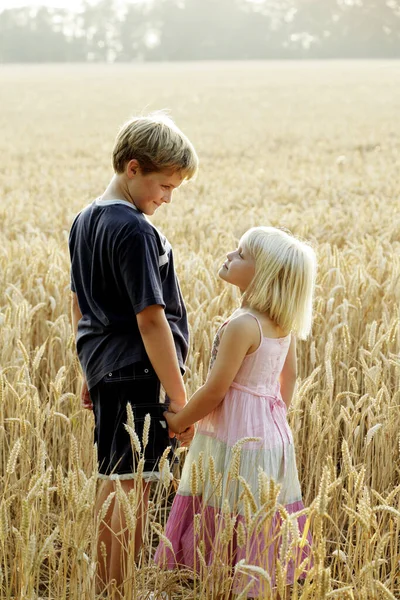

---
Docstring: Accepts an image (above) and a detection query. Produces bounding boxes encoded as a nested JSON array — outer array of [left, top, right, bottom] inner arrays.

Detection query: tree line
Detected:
[[1, 0, 399, 63]]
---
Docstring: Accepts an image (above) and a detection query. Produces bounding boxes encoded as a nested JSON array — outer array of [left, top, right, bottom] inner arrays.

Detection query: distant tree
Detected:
[[235, 0, 296, 58], [81, 0, 119, 61], [116, 2, 153, 61], [0, 0, 400, 62], [0, 7, 72, 62], [146, 0, 239, 60], [337, 0, 400, 57], [288, 0, 400, 57], [145, 0, 288, 60]]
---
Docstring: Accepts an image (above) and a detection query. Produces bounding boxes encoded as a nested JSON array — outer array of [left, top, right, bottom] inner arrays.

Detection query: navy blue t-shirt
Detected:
[[69, 199, 189, 390]]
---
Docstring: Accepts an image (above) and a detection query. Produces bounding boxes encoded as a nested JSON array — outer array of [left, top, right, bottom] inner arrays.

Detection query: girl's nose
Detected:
[[226, 251, 234, 260]]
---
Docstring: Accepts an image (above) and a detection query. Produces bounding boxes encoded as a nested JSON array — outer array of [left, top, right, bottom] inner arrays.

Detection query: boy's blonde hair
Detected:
[[241, 227, 317, 340], [112, 111, 198, 179]]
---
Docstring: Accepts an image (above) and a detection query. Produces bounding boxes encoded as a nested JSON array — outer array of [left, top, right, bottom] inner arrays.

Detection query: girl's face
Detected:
[[218, 243, 255, 292]]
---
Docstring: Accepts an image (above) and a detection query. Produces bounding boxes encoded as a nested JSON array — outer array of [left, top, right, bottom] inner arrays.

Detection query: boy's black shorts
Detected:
[[90, 361, 177, 481]]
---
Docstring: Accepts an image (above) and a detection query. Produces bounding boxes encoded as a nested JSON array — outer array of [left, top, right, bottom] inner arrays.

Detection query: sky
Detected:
[[0, 0, 141, 10], [1, 0, 83, 8], [0, 0, 263, 12]]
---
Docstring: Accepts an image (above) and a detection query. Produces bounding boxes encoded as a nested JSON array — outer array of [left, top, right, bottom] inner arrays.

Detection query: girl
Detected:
[[155, 226, 316, 597]]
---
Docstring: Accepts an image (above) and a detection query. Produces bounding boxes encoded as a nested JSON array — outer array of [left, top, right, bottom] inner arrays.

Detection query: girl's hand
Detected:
[[176, 424, 195, 447]]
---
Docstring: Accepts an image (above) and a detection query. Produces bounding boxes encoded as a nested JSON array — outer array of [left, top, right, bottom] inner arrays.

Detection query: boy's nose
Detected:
[[163, 190, 173, 204]]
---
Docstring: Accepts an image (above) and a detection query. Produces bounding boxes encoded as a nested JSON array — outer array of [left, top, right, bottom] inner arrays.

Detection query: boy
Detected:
[[69, 112, 198, 592]]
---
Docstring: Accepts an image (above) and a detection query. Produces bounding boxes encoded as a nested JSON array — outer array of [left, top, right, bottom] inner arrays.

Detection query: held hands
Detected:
[[165, 403, 194, 447], [81, 378, 93, 410], [164, 410, 182, 434]]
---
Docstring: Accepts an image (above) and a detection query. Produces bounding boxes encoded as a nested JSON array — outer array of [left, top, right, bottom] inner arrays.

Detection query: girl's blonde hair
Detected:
[[241, 227, 317, 340], [112, 111, 199, 180]]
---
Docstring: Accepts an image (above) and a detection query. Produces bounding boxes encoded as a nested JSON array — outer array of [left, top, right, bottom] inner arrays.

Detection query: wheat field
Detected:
[[0, 61, 399, 599]]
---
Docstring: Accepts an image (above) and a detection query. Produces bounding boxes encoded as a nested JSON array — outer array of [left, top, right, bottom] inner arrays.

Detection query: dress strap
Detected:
[[220, 314, 263, 348], [246, 313, 263, 343], [218, 319, 230, 333]]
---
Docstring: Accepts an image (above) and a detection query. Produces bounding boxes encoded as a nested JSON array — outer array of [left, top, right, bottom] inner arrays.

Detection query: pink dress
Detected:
[[155, 315, 312, 596]]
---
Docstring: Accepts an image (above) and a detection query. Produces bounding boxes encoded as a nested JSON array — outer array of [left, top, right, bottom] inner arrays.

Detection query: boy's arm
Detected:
[[136, 304, 186, 410], [118, 230, 192, 442], [279, 335, 297, 408], [164, 315, 255, 432], [71, 291, 81, 338], [71, 292, 92, 410]]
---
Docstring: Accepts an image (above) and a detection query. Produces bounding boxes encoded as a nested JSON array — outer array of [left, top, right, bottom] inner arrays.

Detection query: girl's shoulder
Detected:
[[220, 310, 290, 343], [218, 312, 262, 353], [219, 310, 258, 332]]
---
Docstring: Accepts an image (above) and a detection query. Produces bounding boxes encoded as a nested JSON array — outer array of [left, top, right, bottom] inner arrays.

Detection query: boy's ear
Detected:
[[126, 159, 140, 179]]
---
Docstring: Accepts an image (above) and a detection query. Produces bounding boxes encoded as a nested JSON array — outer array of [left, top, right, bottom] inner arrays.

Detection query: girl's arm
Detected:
[[279, 335, 297, 408], [165, 314, 258, 433]]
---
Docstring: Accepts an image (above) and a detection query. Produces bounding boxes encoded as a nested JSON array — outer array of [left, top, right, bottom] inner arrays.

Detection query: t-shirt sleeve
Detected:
[[118, 231, 165, 314]]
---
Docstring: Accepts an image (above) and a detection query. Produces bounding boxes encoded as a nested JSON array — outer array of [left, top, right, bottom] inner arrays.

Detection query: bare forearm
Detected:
[[70, 295, 92, 406], [173, 384, 223, 431], [279, 376, 296, 409], [139, 316, 186, 406], [71, 296, 81, 340]]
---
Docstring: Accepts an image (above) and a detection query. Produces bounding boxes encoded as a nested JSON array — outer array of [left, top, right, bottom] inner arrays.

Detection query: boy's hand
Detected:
[[168, 399, 187, 414], [166, 398, 186, 439], [81, 379, 93, 410], [163, 411, 194, 446], [164, 410, 183, 434]]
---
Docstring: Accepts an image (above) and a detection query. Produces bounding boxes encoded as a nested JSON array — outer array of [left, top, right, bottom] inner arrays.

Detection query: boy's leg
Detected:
[[108, 479, 151, 588], [91, 362, 173, 589]]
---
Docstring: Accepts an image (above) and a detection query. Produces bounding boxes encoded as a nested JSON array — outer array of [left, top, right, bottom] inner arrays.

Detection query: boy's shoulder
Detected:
[[96, 200, 173, 256], [74, 199, 162, 239], [94, 199, 149, 232], [70, 200, 173, 267]]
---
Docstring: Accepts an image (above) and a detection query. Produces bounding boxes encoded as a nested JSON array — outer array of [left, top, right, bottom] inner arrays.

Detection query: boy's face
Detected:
[[127, 161, 183, 215]]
